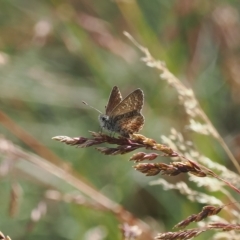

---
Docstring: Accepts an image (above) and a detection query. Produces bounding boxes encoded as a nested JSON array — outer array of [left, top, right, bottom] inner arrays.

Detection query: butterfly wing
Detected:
[[105, 86, 122, 115], [109, 89, 144, 117], [115, 112, 144, 137]]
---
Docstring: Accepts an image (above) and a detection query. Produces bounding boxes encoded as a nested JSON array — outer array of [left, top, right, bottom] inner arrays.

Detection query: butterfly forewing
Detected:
[[105, 86, 122, 115], [109, 89, 144, 117]]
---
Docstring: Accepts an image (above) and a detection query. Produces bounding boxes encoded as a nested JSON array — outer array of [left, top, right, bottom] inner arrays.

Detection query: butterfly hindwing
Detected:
[[114, 112, 144, 137]]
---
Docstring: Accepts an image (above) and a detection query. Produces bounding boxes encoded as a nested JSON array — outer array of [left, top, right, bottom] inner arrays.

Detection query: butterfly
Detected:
[[97, 86, 144, 137]]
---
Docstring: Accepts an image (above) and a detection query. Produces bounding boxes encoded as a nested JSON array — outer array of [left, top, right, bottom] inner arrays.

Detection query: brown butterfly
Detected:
[[83, 86, 144, 137]]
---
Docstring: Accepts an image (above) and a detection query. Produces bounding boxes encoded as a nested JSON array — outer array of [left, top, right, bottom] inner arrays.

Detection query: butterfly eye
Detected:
[[101, 116, 107, 121]]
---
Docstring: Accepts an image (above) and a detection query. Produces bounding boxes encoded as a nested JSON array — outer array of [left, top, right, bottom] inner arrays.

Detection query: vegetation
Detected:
[[1, 1, 240, 239]]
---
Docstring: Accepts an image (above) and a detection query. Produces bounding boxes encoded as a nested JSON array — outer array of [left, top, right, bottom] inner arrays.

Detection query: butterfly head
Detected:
[[98, 114, 110, 129]]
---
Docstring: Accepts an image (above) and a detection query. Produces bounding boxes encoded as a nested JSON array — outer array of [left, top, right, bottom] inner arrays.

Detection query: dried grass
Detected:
[[51, 33, 240, 239], [1, 32, 240, 239]]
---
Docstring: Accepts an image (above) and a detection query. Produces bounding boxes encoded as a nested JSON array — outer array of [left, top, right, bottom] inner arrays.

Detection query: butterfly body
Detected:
[[98, 86, 144, 137]]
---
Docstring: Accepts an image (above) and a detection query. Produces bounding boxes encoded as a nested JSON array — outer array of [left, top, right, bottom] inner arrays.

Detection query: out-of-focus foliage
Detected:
[[1, 0, 240, 239]]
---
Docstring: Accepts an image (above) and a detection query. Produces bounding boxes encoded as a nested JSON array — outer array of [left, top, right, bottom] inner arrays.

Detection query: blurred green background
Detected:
[[1, 0, 240, 239]]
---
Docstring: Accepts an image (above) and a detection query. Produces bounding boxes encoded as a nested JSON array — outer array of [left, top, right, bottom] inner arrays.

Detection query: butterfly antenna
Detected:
[[82, 101, 102, 114]]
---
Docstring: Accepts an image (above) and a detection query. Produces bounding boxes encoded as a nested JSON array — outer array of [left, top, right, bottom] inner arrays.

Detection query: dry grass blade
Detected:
[[130, 152, 159, 162], [134, 161, 207, 177], [9, 182, 22, 218], [155, 228, 206, 240], [52, 132, 177, 156], [45, 190, 107, 211], [0, 232, 11, 240], [209, 223, 240, 231], [52, 132, 141, 149], [52, 136, 90, 146], [52, 132, 240, 195], [156, 222, 240, 239], [174, 205, 223, 229]]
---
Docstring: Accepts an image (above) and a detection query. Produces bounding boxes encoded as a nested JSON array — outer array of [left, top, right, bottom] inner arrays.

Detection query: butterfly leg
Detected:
[[98, 126, 103, 134], [109, 131, 115, 138]]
